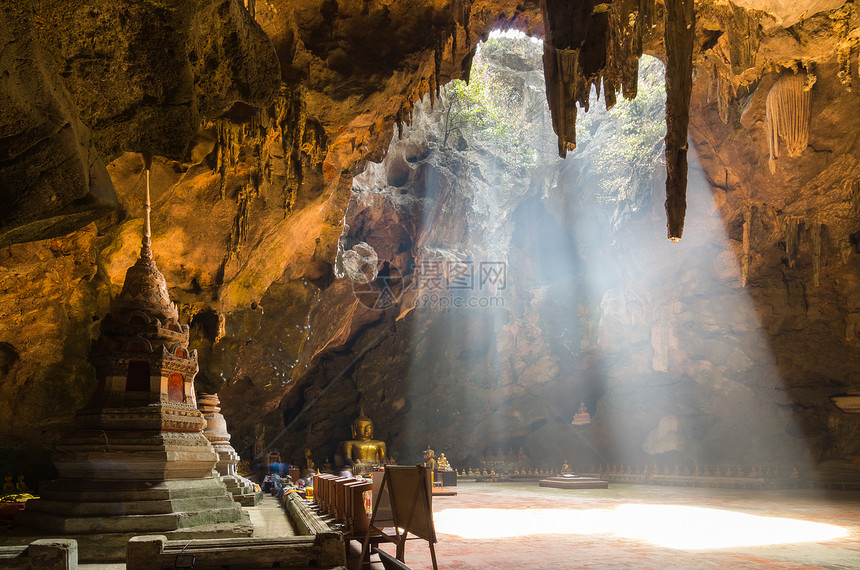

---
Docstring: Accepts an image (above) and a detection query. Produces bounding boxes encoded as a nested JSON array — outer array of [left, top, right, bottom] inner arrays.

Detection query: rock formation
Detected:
[[0, 0, 859, 495]]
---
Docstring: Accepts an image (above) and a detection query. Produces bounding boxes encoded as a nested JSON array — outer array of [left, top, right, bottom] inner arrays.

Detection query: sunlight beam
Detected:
[[433, 505, 848, 549]]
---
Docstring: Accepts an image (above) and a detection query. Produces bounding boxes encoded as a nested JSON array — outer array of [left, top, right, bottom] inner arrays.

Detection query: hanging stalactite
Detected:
[[717, 71, 731, 124], [540, 0, 653, 157], [765, 72, 811, 174], [725, 2, 760, 75], [742, 209, 751, 287], [784, 216, 802, 268], [663, 0, 695, 242], [837, 42, 856, 91], [812, 222, 822, 287]]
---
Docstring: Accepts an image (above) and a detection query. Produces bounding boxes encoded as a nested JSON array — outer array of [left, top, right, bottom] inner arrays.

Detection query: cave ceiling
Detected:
[[1, 0, 860, 472]]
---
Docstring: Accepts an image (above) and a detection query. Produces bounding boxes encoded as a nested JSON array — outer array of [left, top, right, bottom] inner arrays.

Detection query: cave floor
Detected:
[[52, 481, 860, 568], [358, 481, 860, 570]]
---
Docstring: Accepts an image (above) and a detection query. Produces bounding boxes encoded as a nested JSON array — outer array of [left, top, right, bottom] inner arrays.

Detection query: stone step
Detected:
[[16, 509, 182, 534], [175, 506, 247, 529], [40, 477, 230, 502], [17, 504, 245, 534], [22, 494, 239, 516]]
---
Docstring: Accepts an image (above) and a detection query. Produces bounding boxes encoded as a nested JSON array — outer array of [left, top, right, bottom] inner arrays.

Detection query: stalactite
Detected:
[[703, 37, 736, 125], [784, 216, 802, 268], [434, 36, 443, 100], [605, 0, 647, 106], [742, 209, 751, 287], [765, 72, 811, 174], [216, 121, 245, 200], [540, 0, 656, 159], [841, 241, 853, 264], [664, 0, 695, 242], [725, 2, 760, 75], [462, 0, 472, 48], [830, 0, 855, 91], [706, 60, 716, 104], [540, 1, 596, 156], [229, 184, 258, 257], [837, 43, 855, 91], [852, 179, 860, 210], [717, 71, 731, 124], [812, 222, 822, 287], [802, 61, 817, 91]]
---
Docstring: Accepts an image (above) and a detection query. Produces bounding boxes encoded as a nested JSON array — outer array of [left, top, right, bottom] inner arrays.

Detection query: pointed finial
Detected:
[[141, 168, 153, 260], [145, 169, 151, 240]]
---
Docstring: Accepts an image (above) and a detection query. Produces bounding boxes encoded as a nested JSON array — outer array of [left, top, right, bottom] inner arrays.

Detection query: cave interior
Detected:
[[2, 0, 860, 563]]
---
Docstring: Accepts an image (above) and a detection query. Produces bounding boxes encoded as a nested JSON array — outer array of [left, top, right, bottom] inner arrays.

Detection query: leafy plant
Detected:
[[575, 56, 667, 206], [442, 39, 542, 176]]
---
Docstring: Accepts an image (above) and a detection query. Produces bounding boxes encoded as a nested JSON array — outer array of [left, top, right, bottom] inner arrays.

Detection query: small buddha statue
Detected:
[[342, 410, 387, 474], [322, 458, 332, 472], [437, 453, 451, 471], [15, 474, 29, 494], [3, 475, 14, 495], [572, 401, 592, 425], [423, 446, 437, 471], [303, 448, 315, 476]]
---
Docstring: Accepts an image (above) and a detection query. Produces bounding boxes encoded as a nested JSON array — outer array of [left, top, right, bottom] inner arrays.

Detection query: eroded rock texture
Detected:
[[0, 6, 116, 248], [0, 0, 859, 484]]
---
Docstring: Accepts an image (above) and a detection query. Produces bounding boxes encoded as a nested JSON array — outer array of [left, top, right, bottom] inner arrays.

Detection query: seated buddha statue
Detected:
[[437, 453, 452, 471], [342, 411, 387, 474]]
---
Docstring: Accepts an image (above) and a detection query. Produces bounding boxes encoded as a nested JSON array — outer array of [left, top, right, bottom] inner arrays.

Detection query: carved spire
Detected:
[[141, 169, 153, 260], [112, 163, 177, 320]]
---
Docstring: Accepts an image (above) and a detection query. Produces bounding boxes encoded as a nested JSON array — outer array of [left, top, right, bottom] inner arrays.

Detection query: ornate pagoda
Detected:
[[18, 170, 250, 560]]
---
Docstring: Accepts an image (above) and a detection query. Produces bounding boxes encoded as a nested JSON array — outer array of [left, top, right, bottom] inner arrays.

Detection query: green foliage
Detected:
[[575, 56, 667, 205], [442, 40, 540, 176]]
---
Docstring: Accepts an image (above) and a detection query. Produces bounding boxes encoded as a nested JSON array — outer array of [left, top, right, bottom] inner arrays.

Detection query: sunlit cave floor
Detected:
[[17, 483, 860, 568], [361, 481, 860, 570]]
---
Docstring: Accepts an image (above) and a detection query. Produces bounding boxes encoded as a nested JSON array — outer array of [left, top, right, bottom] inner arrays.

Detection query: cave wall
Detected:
[[0, 0, 859, 481], [276, 39, 860, 473]]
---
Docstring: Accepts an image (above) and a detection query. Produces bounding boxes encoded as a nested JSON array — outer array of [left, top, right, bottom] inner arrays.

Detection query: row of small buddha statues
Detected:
[[592, 464, 802, 478], [460, 467, 561, 477], [1, 474, 37, 505]]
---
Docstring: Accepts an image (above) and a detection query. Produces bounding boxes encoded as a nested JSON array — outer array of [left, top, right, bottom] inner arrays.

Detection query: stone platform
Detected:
[[15, 477, 252, 561], [538, 475, 609, 489]]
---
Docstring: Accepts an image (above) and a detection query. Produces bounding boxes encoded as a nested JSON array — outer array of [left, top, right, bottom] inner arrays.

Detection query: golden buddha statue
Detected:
[[423, 446, 436, 470], [303, 448, 315, 476], [437, 453, 451, 471], [342, 411, 387, 474]]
